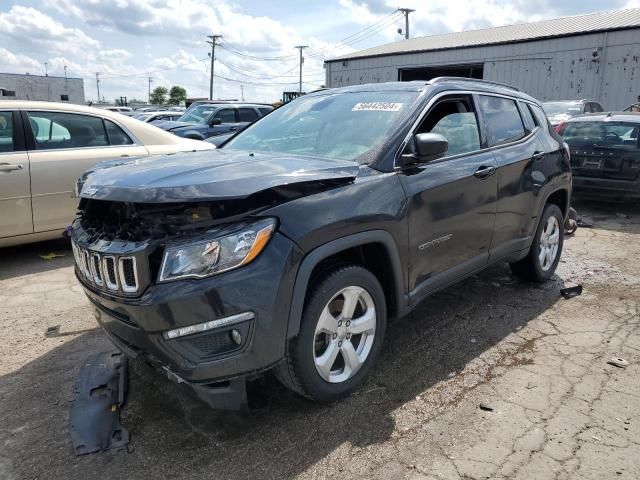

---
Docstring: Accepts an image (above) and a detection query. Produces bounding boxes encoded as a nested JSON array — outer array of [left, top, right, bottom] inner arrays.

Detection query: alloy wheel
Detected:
[[539, 216, 560, 271], [313, 286, 377, 383]]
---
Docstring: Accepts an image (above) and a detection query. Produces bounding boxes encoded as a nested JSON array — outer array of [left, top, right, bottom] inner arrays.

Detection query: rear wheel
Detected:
[[275, 265, 386, 402], [510, 204, 564, 282]]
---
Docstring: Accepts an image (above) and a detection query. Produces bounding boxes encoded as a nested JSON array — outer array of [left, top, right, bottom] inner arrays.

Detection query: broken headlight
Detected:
[[158, 218, 276, 282]]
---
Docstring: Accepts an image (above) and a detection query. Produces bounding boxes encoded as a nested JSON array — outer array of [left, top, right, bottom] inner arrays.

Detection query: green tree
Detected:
[[149, 86, 168, 105], [168, 85, 187, 105]]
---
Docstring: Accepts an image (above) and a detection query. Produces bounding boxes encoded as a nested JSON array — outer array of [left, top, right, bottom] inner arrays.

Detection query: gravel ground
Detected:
[[1, 200, 639, 480]]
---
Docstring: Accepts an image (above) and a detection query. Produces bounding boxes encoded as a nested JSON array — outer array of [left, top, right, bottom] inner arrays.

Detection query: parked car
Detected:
[[160, 102, 273, 140], [71, 78, 571, 410], [0, 101, 214, 247], [559, 112, 640, 200], [133, 111, 183, 124], [542, 100, 604, 128]]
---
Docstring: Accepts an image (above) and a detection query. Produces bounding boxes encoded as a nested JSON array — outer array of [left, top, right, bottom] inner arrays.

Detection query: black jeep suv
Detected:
[[71, 78, 571, 410]]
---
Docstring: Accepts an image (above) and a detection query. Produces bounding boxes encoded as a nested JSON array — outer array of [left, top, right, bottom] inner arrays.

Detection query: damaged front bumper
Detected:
[[77, 232, 303, 410]]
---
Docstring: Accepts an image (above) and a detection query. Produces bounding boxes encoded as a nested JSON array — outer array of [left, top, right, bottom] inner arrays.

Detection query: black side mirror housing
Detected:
[[399, 133, 448, 167], [210, 118, 222, 126]]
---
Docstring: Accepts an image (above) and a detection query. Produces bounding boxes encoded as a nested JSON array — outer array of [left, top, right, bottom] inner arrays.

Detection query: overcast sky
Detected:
[[1, 0, 639, 103]]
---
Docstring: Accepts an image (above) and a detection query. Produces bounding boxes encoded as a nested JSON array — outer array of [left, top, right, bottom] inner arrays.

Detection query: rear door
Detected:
[[478, 95, 550, 258], [25, 110, 147, 232], [0, 110, 32, 238]]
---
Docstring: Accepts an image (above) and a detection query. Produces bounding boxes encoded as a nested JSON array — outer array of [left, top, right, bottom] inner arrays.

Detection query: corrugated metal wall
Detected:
[[0, 74, 85, 104], [325, 29, 640, 110]]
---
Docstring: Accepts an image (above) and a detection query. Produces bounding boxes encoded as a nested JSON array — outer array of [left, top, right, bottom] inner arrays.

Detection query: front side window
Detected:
[[224, 91, 420, 163], [26, 111, 111, 149], [479, 96, 526, 146], [414, 96, 481, 157], [0, 112, 14, 152], [213, 108, 236, 124]]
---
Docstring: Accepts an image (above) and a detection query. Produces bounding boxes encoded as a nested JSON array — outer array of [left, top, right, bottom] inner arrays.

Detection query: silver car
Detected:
[[0, 101, 214, 247]]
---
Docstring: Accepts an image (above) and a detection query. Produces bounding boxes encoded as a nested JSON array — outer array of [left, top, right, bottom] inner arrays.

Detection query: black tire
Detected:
[[275, 264, 387, 402], [510, 203, 564, 282]]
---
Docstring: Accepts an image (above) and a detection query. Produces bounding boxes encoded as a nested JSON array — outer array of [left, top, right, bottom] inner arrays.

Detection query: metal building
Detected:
[[325, 8, 640, 110], [0, 72, 85, 104]]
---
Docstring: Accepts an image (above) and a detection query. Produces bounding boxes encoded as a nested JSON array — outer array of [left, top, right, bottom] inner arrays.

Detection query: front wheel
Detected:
[[275, 265, 387, 402], [510, 203, 564, 282]]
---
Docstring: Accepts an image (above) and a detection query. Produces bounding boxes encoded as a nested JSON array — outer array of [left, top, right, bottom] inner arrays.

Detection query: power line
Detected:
[[99, 58, 208, 79], [215, 58, 300, 79], [218, 43, 297, 61]]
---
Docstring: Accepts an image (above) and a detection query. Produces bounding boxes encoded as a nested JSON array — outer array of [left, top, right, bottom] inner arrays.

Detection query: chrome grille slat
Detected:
[[72, 241, 139, 295]]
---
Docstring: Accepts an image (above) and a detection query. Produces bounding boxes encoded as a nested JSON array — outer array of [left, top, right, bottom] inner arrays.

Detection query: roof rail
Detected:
[[428, 77, 520, 92]]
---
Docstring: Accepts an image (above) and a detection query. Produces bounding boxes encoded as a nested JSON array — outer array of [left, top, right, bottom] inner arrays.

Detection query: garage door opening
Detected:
[[399, 64, 484, 82]]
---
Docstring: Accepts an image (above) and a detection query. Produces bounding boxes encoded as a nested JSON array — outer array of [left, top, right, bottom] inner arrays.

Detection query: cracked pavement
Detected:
[[1, 200, 639, 480]]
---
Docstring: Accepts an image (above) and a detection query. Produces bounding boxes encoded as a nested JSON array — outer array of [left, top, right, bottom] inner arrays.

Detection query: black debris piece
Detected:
[[69, 351, 129, 455], [479, 403, 494, 412], [561, 285, 583, 299], [45, 325, 60, 337]]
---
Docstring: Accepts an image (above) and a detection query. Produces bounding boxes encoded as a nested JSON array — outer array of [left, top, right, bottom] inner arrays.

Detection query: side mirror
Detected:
[[210, 118, 222, 126], [399, 133, 448, 167]]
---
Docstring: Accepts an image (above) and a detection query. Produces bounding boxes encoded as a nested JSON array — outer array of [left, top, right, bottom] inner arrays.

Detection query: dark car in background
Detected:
[[542, 100, 604, 129], [559, 112, 640, 200], [160, 102, 273, 140]]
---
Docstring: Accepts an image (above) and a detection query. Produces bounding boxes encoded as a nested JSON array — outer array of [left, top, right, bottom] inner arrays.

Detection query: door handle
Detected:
[[474, 165, 496, 179], [532, 151, 546, 161], [0, 163, 23, 172]]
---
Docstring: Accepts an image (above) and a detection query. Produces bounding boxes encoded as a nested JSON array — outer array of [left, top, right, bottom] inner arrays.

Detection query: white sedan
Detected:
[[0, 101, 214, 247]]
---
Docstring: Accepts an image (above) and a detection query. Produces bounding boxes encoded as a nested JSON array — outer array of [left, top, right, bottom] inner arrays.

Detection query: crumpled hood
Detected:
[[78, 149, 360, 203]]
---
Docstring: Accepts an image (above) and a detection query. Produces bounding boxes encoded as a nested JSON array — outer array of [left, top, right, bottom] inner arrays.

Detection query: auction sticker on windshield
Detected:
[[352, 102, 403, 112]]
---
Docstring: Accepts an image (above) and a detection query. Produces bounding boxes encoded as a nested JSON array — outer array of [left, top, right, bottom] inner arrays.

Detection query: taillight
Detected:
[[555, 121, 566, 134]]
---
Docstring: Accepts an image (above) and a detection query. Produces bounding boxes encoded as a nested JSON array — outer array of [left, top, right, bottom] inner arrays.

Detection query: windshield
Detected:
[[542, 102, 582, 117], [223, 91, 420, 163], [562, 121, 639, 150], [178, 104, 217, 124]]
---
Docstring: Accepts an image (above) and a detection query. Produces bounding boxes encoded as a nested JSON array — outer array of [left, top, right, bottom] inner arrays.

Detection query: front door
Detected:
[[24, 110, 148, 232], [0, 110, 33, 239], [207, 107, 241, 137], [398, 94, 497, 300]]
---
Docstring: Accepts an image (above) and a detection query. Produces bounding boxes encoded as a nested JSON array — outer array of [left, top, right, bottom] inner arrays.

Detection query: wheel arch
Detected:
[[286, 230, 406, 340]]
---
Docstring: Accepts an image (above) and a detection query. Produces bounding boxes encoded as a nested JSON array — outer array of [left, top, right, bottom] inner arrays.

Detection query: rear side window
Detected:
[[105, 120, 133, 145], [529, 104, 549, 132], [519, 102, 536, 131], [27, 111, 108, 150], [479, 95, 526, 146], [258, 107, 273, 116], [590, 103, 604, 113], [0, 111, 14, 152], [238, 108, 259, 122]]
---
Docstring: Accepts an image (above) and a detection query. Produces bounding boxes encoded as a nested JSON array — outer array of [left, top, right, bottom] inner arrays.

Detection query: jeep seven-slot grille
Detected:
[[72, 242, 140, 295]]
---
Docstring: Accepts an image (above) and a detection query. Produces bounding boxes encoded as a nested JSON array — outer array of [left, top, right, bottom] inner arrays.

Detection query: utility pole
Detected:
[[295, 45, 308, 95], [240, 84, 244, 101], [44, 62, 48, 76], [207, 34, 222, 100], [148, 77, 153, 104], [95, 72, 101, 104], [397, 8, 415, 39]]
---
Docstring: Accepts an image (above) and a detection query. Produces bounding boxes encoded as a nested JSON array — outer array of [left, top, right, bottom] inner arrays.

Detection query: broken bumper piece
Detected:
[[69, 351, 129, 455]]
